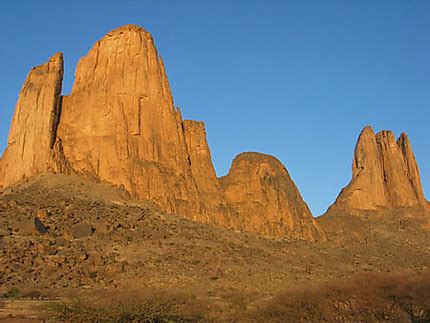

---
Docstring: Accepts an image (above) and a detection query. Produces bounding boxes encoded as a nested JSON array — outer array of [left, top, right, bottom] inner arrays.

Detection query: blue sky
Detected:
[[1, 1, 429, 215]]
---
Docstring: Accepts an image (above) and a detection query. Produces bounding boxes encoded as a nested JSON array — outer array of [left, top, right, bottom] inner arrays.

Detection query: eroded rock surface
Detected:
[[220, 153, 324, 240], [328, 126, 427, 214], [57, 25, 200, 216], [0, 53, 64, 187]]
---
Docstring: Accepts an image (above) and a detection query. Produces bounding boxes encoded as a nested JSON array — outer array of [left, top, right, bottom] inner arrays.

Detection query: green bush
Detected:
[[4, 287, 21, 299]]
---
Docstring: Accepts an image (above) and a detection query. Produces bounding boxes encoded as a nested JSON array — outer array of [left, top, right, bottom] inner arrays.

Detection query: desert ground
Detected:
[[0, 174, 428, 321]]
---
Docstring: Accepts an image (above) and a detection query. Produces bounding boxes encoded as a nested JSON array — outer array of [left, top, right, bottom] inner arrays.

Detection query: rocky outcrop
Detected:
[[0, 52, 64, 188], [328, 126, 427, 213], [219, 153, 324, 240], [0, 24, 323, 241]]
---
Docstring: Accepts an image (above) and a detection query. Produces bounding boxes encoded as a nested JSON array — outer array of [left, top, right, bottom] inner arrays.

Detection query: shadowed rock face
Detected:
[[0, 24, 324, 240], [328, 126, 427, 214], [0, 52, 64, 188], [219, 153, 325, 240]]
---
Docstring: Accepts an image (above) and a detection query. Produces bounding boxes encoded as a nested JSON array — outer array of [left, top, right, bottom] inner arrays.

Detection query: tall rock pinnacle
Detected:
[[0, 52, 64, 187], [57, 24, 200, 215], [0, 24, 323, 240], [328, 126, 427, 213]]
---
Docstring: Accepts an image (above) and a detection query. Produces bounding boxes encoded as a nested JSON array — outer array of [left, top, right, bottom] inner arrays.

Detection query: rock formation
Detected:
[[183, 120, 219, 196], [328, 126, 427, 213], [0, 52, 64, 188], [0, 24, 323, 241], [219, 153, 324, 240], [182, 120, 235, 224], [56, 25, 200, 216]]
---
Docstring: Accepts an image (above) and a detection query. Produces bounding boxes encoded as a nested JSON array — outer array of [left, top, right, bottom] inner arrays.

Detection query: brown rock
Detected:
[[0, 52, 64, 187], [8, 200, 18, 208], [328, 126, 427, 213], [219, 152, 324, 240], [72, 222, 94, 239], [36, 209, 49, 222]]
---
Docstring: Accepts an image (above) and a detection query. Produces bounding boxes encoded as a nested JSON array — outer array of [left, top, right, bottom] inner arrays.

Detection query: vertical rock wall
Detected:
[[0, 53, 64, 187]]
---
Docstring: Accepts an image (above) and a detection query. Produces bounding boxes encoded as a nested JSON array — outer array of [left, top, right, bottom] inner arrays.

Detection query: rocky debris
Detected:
[[0, 53, 64, 188], [219, 152, 325, 241], [1, 173, 428, 299], [328, 126, 427, 214], [0, 178, 152, 288]]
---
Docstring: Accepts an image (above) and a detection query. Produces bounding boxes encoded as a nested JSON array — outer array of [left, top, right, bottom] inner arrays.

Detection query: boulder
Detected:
[[34, 217, 48, 234], [72, 222, 94, 239]]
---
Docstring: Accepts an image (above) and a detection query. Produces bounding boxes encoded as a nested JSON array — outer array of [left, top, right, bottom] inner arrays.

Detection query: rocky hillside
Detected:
[[0, 174, 429, 320]]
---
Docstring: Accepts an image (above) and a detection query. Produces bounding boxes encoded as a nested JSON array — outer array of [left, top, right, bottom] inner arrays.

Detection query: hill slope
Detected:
[[0, 174, 429, 320]]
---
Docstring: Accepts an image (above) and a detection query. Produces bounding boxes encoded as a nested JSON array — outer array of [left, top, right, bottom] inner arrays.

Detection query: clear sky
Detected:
[[1, 1, 429, 215]]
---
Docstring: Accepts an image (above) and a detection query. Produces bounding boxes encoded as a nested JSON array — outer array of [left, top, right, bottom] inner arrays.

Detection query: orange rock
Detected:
[[56, 25, 200, 216], [182, 120, 240, 227], [397, 133, 426, 205], [183, 120, 219, 195], [219, 152, 325, 240], [0, 52, 64, 187], [329, 126, 427, 213]]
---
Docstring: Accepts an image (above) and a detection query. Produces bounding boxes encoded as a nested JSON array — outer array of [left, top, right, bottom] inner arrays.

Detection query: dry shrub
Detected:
[[251, 270, 430, 322], [45, 289, 205, 322]]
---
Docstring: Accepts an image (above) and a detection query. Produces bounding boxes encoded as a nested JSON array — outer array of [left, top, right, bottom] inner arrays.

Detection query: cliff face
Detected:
[[0, 24, 324, 240], [220, 153, 324, 240], [56, 25, 200, 216], [328, 126, 427, 213], [0, 53, 64, 188]]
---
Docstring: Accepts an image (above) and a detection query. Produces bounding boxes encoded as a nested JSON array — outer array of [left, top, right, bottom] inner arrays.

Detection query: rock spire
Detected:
[[328, 126, 427, 213], [0, 52, 64, 187]]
